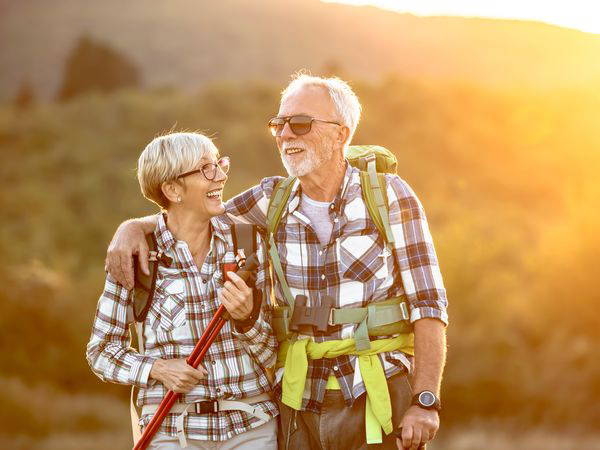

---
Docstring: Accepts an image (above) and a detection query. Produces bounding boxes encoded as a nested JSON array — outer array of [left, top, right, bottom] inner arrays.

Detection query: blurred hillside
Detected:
[[1, 0, 600, 101], [1, 75, 599, 448]]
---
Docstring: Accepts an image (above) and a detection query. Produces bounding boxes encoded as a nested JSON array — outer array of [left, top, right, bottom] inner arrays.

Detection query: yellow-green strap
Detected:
[[278, 334, 414, 435], [365, 388, 383, 443], [268, 233, 295, 308]]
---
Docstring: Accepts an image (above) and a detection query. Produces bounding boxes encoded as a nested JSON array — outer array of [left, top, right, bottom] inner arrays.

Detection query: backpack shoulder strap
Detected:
[[266, 176, 296, 308], [132, 233, 160, 323], [230, 223, 258, 265], [359, 155, 395, 245]]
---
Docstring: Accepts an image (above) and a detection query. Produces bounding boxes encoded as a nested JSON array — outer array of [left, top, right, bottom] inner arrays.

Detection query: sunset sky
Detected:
[[326, 0, 600, 34]]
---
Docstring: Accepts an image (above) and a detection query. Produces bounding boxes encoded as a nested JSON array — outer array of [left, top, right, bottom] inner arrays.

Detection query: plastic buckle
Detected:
[[328, 308, 336, 327]]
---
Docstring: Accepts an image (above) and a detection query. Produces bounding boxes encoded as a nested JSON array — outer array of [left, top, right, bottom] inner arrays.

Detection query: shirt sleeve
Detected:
[[224, 176, 284, 228], [232, 233, 278, 369], [86, 274, 157, 388], [386, 175, 449, 325]]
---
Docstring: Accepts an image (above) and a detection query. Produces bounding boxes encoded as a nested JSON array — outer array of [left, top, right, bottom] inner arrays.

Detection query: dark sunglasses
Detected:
[[268, 115, 341, 137], [177, 156, 230, 181]]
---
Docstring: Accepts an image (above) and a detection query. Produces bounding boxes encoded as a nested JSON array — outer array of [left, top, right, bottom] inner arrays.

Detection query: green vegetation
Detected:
[[1, 78, 598, 446]]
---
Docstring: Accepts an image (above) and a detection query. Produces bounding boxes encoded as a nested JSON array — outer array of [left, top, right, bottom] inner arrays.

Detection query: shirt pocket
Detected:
[[338, 233, 390, 283], [153, 278, 187, 332]]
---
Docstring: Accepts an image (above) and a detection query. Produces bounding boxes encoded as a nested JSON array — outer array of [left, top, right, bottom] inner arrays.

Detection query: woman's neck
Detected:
[[165, 208, 211, 255]]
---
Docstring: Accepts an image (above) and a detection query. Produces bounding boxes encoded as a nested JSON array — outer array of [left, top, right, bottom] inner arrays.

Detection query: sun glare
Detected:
[[325, 0, 600, 34]]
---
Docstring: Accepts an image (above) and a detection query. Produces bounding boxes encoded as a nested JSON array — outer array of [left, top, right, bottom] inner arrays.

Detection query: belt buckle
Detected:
[[196, 401, 219, 414]]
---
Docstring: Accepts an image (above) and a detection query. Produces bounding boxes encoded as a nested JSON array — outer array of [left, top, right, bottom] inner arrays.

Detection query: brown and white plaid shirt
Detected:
[[225, 163, 448, 413], [86, 214, 278, 441]]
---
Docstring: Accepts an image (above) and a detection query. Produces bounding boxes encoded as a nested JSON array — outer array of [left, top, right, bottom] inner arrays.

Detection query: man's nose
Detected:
[[279, 120, 296, 139]]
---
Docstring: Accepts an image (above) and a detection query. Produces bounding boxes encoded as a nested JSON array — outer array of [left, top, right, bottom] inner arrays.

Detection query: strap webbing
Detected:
[[266, 177, 297, 310], [361, 156, 395, 245]]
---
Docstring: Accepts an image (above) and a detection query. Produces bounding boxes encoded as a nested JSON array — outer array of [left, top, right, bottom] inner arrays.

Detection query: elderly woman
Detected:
[[86, 132, 278, 449]]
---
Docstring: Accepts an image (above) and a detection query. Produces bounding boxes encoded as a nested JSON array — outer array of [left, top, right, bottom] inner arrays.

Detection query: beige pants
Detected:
[[147, 419, 277, 449], [277, 373, 416, 450]]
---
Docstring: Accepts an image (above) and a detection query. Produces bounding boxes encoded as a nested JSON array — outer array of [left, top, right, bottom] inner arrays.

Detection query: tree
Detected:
[[57, 35, 141, 101]]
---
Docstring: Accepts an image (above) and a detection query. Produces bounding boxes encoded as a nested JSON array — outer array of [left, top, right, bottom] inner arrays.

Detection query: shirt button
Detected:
[[321, 274, 325, 280], [319, 250, 323, 256], [333, 218, 339, 223], [202, 279, 207, 284], [211, 360, 216, 365], [216, 388, 221, 393], [333, 366, 339, 371]]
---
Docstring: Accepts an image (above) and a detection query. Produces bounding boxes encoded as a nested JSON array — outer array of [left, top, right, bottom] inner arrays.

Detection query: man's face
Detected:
[[275, 86, 342, 177]]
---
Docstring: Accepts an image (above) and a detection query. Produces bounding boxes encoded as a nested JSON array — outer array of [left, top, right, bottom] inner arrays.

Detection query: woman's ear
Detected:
[[161, 180, 182, 204]]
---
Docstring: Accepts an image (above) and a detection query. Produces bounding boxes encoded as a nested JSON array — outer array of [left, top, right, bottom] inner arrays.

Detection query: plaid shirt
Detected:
[[226, 163, 448, 413], [86, 214, 278, 441]]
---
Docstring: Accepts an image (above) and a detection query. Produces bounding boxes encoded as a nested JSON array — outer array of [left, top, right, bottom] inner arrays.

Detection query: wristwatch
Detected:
[[411, 391, 441, 411]]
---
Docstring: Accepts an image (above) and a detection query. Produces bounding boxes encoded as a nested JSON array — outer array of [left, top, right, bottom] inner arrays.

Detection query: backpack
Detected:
[[266, 144, 398, 308]]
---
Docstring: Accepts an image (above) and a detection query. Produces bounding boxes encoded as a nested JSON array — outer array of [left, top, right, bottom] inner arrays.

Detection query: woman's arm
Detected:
[[86, 274, 157, 388]]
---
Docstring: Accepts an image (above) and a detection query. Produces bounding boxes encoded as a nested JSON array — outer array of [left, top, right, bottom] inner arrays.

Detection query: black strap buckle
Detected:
[[194, 401, 219, 414], [289, 295, 335, 333]]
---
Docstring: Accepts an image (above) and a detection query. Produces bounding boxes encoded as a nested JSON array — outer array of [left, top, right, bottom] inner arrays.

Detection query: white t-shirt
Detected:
[[300, 193, 333, 246]]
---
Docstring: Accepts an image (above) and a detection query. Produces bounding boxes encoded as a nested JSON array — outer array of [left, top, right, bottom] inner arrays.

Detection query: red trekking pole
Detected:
[[133, 254, 259, 450]]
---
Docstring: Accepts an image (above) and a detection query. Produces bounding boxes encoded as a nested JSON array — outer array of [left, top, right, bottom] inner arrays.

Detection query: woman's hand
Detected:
[[219, 271, 253, 321], [150, 358, 207, 393]]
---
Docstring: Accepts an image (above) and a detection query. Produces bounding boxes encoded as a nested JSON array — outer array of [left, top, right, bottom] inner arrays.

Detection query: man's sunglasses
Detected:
[[268, 115, 341, 137], [177, 156, 230, 181]]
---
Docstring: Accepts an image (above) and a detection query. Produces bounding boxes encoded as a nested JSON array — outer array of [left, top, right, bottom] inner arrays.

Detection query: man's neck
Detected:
[[298, 157, 347, 202]]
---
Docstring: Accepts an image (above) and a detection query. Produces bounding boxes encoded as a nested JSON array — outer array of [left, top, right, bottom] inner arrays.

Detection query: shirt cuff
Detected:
[[232, 312, 269, 344], [410, 305, 449, 326], [128, 354, 157, 389]]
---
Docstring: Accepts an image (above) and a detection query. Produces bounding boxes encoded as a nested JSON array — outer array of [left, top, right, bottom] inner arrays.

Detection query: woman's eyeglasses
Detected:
[[268, 115, 341, 137], [177, 156, 230, 181]]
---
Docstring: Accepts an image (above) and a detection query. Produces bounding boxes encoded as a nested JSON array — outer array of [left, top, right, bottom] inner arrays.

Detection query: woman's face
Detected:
[[172, 152, 229, 219]]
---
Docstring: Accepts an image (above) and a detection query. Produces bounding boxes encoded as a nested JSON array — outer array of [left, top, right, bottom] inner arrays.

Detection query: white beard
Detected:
[[280, 147, 330, 177]]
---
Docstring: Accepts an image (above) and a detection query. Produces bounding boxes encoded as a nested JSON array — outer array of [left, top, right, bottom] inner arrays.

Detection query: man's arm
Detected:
[[398, 318, 446, 450], [385, 175, 449, 450], [106, 214, 158, 289]]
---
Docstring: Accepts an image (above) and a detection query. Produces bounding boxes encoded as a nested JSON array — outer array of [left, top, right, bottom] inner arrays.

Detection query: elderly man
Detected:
[[107, 74, 448, 450]]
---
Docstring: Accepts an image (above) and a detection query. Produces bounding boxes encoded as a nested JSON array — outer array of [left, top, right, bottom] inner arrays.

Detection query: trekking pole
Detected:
[[133, 254, 259, 450]]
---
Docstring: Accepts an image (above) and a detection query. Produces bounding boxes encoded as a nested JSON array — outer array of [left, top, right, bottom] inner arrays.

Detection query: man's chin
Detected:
[[282, 157, 314, 177]]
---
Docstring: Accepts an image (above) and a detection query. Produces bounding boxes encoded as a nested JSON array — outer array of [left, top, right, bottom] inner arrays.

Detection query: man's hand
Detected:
[[149, 358, 207, 393], [105, 218, 154, 289], [219, 271, 253, 321], [396, 406, 439, 450]]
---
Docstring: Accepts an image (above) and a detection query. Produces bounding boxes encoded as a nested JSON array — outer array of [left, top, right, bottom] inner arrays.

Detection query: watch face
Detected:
[[419, 391, 436, 407]]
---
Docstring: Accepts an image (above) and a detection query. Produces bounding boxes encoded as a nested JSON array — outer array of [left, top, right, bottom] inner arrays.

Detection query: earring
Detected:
[[177, 196, 182, 203]]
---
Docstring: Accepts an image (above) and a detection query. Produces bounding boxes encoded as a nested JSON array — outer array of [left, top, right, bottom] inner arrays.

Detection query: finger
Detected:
[[226, 271, 250, 291], [112, 254, 128, 289], [138, 242, 150, 276], [411, 427, 422, 450], [118, 253, 134, 290], [402, 425, 413, 450]]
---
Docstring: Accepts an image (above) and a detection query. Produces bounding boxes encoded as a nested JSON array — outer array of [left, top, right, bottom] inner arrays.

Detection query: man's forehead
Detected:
[[278, 85, 336, 116]]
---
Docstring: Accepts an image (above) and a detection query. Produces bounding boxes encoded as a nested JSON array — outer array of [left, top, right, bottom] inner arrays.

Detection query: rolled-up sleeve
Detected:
[[224, 176, 284, 227], [232, 234, 277, 368], [386, 175, 448, 325], [86, 274, 157, 388]]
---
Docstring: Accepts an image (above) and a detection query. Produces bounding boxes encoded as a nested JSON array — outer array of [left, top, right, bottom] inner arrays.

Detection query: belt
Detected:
[[141, 392, 272, 448]]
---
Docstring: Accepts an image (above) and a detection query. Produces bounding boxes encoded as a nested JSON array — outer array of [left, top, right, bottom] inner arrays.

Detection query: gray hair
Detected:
[[281, 73, 362, 146], [137, 132, 218, 209]]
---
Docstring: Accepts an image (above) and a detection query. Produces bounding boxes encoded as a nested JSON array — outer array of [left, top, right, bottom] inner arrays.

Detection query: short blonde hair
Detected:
[[137, 132, 218, 209], [281, 73, 362, 146]]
